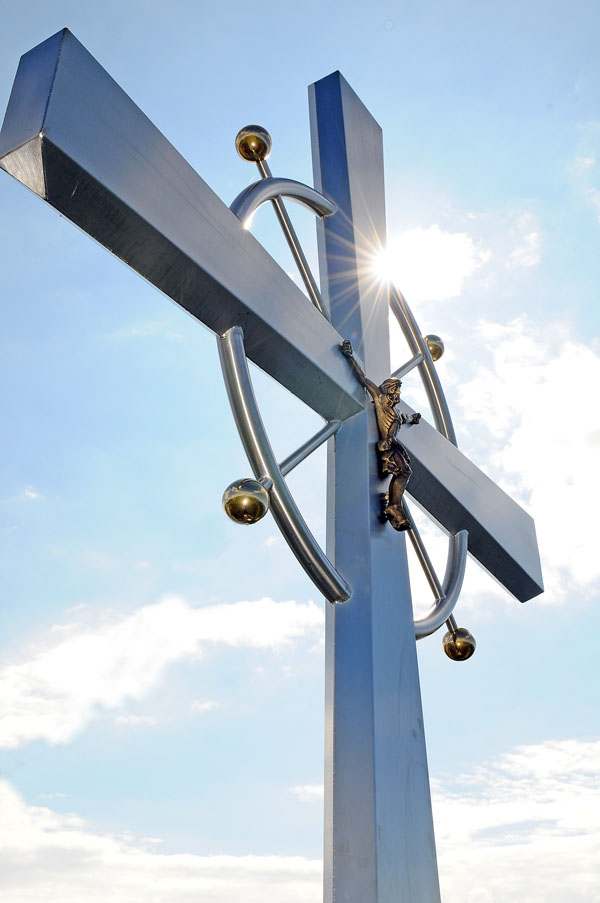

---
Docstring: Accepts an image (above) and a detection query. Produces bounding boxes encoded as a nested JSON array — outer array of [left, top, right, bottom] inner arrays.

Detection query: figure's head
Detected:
[[380, 378, 401, 404]]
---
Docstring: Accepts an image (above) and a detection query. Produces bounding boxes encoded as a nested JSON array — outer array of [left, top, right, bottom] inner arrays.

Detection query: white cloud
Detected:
[[290, 784, 324, 803], [114, 714, 158, 727], [435, 738, 600, 903], [572, 155, 595, 171], [504, 213, 541, 269], [50, 621, 79, 633], [457, 316, 600, 601], [0, 780, 321, 903], [191, 700, 219, 713], [568, 149, 599, 218], [0, 596, 323, 749], [24, 486, 40, 499], [586, 187, 600, 221], [378, 225, 489, 303], [2, 737, 599, 901]]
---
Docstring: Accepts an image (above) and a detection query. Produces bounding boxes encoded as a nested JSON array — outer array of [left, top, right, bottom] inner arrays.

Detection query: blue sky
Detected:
[[0, 2, 599, 901]]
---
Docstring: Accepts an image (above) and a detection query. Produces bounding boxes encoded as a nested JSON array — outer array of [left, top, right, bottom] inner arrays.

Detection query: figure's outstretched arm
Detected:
[[340, 340, 379, 399]]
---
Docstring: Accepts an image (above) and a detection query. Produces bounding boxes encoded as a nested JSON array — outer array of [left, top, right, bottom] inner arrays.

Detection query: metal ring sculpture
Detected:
[[218, 324, 349, 603], [388, 286, 469, 641], [220, 145, 350, 604], [220, 126, 472, 655]]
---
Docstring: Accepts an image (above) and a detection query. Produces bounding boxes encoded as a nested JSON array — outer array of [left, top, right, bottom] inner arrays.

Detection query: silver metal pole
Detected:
[[404, 504, 444, 599], [218, 325, 350, 604], [311, 71, 442, 903], [257, 159, 329, 318], [391, 351, 424, 380], [279, 420, 341, 476]]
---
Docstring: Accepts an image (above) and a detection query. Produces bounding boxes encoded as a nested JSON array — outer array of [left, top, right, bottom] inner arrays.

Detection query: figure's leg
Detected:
[[384, 473, 410, 531], [388, 472, 409, 507]]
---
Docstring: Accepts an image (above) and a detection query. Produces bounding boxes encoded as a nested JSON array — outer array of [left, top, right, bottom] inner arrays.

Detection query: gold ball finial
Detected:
[[235, 125, 272, 162], [424, 334, 445, 362], [442, 626, 476, 661], [222, 478, 270, 524]]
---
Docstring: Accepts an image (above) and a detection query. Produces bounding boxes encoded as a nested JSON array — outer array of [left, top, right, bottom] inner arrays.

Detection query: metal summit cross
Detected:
[[0, 29, 543, 903]]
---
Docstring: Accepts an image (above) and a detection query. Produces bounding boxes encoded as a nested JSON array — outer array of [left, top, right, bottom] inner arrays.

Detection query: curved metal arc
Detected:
[[218, 326, 351, 604], [403, 502, 467, 637], [231, 169, 331, 319], [230, 176, 337, 224], [388, 283, 467, 636], [389, 285, 456, 444], [413, 530, 468, 639]]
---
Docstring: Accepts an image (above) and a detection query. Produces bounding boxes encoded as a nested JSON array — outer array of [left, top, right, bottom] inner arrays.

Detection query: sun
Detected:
[[371, 245, 398, 284], [371, 226, 487, 304]]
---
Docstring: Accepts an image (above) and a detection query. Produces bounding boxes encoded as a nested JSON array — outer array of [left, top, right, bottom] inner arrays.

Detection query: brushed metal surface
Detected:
[[230, 175, 336, 224], [311, 71, 442, 903], [399, 400, 543, 602], [0, 29, 362, 423]]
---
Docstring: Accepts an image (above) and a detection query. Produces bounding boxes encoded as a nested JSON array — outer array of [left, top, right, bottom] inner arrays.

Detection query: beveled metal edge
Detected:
[[217, 325, 351, 604]]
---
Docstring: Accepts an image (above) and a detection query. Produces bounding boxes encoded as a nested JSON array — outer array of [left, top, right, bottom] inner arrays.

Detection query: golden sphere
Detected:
[[442, 627, 476, 661], [222, 478, 270, 524], [424, 334, 445, 362], [235, 125, 272, 162]]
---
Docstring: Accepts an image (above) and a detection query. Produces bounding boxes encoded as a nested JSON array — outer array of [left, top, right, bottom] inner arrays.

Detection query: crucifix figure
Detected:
[[0, 30, 543, 903], [341, 338, 421, 532]]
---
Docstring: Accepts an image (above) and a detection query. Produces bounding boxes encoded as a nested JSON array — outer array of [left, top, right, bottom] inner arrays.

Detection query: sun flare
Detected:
[[370, 225, 488, 303]]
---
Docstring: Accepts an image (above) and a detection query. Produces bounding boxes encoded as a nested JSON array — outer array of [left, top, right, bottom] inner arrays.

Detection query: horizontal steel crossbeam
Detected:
[[399, 402, 543, 601], [0, 28, 362, 423]]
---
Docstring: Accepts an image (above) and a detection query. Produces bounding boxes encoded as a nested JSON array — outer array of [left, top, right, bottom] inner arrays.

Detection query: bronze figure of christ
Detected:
[[341, 339, 421, 531]]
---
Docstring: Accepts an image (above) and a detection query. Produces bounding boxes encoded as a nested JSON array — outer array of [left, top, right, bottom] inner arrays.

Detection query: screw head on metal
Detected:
[[424, 334, 445, 362], [442, 626, 476, 661], [222, 478, 270, 524], [235, 125, 272, 162]]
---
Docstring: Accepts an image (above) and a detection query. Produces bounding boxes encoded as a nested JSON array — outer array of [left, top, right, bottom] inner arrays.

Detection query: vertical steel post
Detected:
[[309, 72, 441, 903]]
